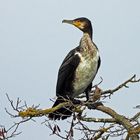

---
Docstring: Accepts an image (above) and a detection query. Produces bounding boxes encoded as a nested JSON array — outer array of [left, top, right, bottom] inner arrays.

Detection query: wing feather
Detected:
[[56, 47, 80, 96]]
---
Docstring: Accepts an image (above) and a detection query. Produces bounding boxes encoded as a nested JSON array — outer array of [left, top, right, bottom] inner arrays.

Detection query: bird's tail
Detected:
[[48, 97, 73, 120]]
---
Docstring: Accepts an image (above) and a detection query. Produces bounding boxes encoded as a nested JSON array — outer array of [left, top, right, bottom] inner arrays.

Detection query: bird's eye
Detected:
[[76, 20, 81, 23]]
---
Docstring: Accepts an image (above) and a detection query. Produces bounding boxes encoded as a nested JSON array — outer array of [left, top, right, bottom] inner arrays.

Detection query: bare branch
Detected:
[[79, 116, 116, 123], [91, 126, 113, 140], [94, 105, 139, 140], [130, 112, 140, 122], [45, 121, 67, 139], [102, 75, 140, 97], [5, 75, 140, 140]]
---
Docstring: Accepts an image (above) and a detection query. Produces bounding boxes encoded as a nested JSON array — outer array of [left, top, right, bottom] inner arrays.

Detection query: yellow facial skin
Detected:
[[62, 19, 86, 30], [73, 20, 86, 29]]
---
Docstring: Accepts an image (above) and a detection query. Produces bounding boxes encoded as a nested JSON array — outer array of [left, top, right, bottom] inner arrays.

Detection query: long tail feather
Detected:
[[48, 97, 73, 120]]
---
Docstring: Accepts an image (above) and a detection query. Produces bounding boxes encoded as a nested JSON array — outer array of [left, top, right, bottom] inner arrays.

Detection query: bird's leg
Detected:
[[65, 95, 81, 105], [85, 83, 92, 101], [86, 92, 89, 101], [71, 98, 81, 104]]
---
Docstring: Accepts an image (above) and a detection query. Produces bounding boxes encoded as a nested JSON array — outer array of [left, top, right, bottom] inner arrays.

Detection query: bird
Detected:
[[48, 17, 101, 120]]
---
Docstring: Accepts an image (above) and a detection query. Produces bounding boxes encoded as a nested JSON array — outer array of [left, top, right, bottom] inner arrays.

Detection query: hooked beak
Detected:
[[62, 19, 83, 30], [62, 19, 74, 25]]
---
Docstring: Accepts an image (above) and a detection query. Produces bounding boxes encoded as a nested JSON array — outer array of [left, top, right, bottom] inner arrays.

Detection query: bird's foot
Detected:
[[87, 102, 103, 109], [72, 99, 82, 105]]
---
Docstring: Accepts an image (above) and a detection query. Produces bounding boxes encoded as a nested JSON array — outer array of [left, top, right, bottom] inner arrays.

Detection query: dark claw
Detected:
[[87, 102, 103, 109]]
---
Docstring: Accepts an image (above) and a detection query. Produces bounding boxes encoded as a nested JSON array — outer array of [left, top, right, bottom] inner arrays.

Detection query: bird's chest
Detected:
[[72, 52, 98, 97]]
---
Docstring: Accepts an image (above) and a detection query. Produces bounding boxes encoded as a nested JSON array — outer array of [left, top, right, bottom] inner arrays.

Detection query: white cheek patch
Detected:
[[79, 25, 84, 29], [77, 22, 85, 30]]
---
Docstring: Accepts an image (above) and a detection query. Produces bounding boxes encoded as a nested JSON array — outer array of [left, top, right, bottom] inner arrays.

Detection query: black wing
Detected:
[[56, 47, 80, 96]]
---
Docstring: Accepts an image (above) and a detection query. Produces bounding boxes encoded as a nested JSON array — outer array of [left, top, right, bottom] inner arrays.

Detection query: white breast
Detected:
[[72, 51, 99, 97]]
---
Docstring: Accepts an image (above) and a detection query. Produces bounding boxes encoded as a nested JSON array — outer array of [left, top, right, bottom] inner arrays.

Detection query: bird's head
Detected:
[[62, 17, 92, 35]]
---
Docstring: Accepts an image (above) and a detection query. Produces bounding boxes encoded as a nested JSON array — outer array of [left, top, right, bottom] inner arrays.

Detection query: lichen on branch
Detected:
[[5, 75, 140, 140], [19, 102, 70, 118]]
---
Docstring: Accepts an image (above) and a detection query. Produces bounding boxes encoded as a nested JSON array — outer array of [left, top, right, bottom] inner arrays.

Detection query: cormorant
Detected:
[[48, 17, 101, 120]]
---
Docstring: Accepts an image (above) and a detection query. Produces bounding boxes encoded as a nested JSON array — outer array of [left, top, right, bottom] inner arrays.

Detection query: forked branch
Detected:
[[5, 75, 140, 140]]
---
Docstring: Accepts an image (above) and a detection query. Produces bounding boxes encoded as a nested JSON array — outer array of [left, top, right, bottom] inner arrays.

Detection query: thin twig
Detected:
[[102, 75, 140, 98]]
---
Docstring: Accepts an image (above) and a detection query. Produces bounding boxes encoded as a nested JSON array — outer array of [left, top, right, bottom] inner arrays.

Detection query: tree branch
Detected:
[[5, 75, 140, 140], [102, 74, 140, 96], [19, 102, 70, 118], [79, 116, 116, 123], [94, 105, 139, 140]]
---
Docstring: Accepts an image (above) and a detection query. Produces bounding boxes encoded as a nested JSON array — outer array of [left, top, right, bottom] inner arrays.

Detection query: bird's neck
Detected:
[[80, 31, 98, 52], [83, 26, 93, 38], [80, 33, 92, 46], [86, 29, 92, 39], [79, 33, 94, 52]]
